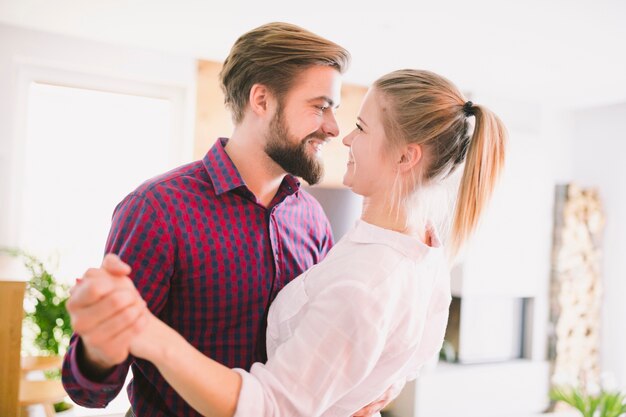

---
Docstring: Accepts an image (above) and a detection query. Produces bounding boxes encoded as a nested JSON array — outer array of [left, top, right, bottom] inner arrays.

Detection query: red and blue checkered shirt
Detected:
[[62, 138, 334, 416]]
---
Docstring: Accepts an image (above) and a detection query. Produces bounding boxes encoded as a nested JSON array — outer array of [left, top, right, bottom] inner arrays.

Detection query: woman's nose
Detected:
[[342, 129, 355, 147]]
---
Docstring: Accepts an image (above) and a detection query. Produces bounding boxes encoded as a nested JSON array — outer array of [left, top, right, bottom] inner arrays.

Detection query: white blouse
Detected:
[[233, 219, 451, 417]]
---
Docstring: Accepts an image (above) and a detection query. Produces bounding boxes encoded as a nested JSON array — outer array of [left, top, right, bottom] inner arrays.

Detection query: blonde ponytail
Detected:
[[449, 105, 507, 257], [373, 69, 507, 257]]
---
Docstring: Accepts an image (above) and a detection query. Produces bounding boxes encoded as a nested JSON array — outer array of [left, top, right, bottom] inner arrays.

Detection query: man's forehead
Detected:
[[289, 66, 342, 96]]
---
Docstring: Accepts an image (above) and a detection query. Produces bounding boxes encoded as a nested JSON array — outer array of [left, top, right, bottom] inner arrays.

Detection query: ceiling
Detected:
[[1, 0, 625, 109]]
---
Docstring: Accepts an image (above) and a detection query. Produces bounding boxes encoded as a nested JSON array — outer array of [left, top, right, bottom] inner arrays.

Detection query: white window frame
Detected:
[[6, 58, 195, 249]]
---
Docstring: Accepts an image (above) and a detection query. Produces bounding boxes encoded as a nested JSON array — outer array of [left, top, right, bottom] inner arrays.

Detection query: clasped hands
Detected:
[[66, 254, 160, 374], [66, 255, 397, 416]]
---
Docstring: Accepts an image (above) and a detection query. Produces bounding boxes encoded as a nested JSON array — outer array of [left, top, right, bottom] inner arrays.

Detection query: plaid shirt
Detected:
[[62, 138, 334, 416]]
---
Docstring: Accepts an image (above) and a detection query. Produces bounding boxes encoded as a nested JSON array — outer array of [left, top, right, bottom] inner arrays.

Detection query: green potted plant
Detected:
[[550, 373, 626, 417], [1, 247, 73, 412]]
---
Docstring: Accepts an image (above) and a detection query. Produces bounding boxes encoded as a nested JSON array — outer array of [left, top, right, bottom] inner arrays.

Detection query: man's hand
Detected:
[[352, 379, 406, 417], [67, 254, 148, 378]]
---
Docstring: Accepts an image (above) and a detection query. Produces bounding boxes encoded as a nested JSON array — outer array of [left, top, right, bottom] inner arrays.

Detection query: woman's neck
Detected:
[[361, 197, 405, 233], [360, 195, 429, 243]]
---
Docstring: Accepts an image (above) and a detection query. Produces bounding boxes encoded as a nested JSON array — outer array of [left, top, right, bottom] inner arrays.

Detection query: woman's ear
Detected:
[[248, 84, 275, 117], [398, 143, 422, 172]]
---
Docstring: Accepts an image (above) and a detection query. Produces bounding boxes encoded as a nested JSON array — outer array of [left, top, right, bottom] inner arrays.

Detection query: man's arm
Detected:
[[62, 256, 147, 406], [69, 260, 147, 373], [62, 193, 175, 407]]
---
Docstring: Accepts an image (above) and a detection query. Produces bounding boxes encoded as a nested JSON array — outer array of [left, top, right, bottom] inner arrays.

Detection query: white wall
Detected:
[[2, 0, 626, 107], [454, 96, 575, 361], [570, 102, 626, 388]]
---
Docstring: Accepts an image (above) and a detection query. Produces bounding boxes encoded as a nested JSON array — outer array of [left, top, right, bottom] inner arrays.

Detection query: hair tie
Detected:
[[463, 101, 474, 117]]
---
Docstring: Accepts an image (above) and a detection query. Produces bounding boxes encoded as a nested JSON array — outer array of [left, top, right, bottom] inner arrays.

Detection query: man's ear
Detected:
[[248, 84, 275, 117], [398, 143, 422, 172]]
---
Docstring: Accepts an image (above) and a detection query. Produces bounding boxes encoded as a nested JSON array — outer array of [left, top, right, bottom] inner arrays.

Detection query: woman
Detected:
[[119, 69, 506, 416]]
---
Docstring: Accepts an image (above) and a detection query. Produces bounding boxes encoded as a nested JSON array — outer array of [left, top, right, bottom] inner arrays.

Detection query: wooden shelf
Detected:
[[21, 356, 63, 372], [19, 379, 66, 406]]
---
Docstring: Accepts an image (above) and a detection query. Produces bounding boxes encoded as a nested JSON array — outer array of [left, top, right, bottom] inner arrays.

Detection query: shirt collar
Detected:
[[280, 175, 301, 197], [202, 138, 301, 198], [348, 219, 443, 261]]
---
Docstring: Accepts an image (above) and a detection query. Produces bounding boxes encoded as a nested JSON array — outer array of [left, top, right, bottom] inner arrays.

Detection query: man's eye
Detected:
[[318, 105, 328, 111]]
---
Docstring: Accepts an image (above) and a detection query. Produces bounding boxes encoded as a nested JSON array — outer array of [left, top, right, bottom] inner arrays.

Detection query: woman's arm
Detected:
[[130, 312, 242, 417], [131, 278, 406, 417]]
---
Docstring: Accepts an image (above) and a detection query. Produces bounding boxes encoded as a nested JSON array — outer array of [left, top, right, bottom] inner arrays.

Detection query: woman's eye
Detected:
[[356, 123, 363, 132]]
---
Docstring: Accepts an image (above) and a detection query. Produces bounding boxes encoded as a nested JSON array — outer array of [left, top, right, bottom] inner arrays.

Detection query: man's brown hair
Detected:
[[219, 22, 350, 124]]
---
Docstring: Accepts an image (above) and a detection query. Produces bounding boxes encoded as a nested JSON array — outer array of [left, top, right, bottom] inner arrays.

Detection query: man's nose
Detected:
[[322, 111, 339, 138]]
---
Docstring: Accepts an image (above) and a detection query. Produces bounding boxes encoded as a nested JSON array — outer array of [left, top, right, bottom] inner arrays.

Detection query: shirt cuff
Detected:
[[69, 337, 128, 395], [233, 367, 265, 417]]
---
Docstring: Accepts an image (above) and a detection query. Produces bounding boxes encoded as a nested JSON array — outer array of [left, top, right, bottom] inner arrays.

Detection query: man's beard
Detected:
[[264, 108, 325, 185]]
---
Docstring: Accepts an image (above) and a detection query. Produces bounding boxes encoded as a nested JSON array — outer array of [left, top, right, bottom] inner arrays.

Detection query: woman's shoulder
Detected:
[[307, 242, 442, 310], [315, 238, 407, 282]]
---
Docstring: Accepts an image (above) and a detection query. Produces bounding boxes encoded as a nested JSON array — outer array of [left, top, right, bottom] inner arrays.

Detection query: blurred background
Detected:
[[0, 1, 625, 416]]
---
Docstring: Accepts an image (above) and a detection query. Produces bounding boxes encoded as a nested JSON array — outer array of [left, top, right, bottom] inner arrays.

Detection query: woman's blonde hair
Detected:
[[373, 69, 507, 257], [219, 22, 350, 124]]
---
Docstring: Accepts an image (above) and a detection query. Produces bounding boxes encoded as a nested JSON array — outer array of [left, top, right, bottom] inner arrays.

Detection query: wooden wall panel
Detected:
[[549, 184, 604, 394], [193, 60, 232, 160], [0, 281, 26, 417]]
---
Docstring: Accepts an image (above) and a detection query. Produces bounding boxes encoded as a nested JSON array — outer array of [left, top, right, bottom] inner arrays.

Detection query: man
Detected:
[[62, 22, 393, 416]]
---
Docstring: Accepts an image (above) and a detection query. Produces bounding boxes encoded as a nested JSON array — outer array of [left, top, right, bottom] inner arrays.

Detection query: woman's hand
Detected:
[[352, 379, 405, 417], [90, 254, 166, 363], [128, 308, 170, 362]]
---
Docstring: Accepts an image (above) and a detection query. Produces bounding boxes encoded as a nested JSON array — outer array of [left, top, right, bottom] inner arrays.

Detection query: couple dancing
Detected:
[[62, 22, 507, 417]]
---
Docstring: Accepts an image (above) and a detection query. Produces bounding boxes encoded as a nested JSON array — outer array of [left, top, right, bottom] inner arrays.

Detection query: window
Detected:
[[18, 82, 178, 284]]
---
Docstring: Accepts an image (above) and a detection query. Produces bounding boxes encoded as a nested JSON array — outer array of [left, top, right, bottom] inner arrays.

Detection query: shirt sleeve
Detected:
[[61, 336, 132, 407], [62, 192, 175, 407], [232, 278, 398, 417], [319, 216, 334, 259]]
